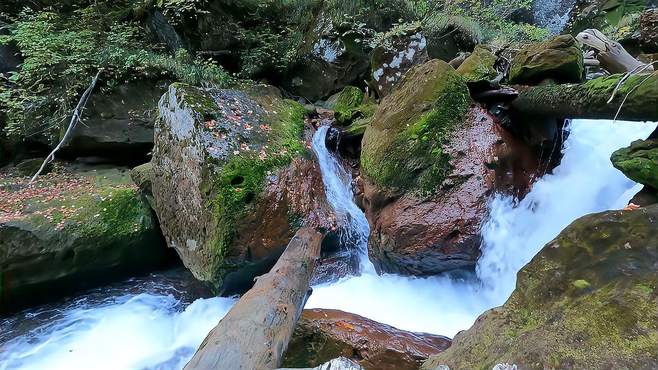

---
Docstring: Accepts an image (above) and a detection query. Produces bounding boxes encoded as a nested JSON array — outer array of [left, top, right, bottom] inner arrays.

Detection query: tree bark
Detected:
[[184, 227, 323, 370], [511, 72, 658, 122]]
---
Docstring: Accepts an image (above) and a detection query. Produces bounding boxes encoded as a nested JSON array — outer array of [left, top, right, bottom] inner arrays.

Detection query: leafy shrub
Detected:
[[0, 4, 233, 142]]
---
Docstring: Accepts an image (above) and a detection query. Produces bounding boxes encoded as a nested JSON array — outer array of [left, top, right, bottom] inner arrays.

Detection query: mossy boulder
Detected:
[[151, 83, 333, 293], [0, 165, 167, 313], [326, 86, 366, 125], [361, 59, 469, 194], [423, 205, 658, 370], [611, 138, 658, 189], [456, 45, 498, 82], [508, 35, 584, 84]]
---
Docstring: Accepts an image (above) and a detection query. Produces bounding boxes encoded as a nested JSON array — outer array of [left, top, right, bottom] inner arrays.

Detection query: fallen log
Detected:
[[576, 29, 654, 74], [511, 72, 658, 122], [184, 227, 323, 370]]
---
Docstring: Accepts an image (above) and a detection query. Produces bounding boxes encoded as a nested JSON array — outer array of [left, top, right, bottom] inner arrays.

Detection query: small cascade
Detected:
[[306, 119, 656, 336], [533, 0, 577, 34], [311, 125, 371, 267]]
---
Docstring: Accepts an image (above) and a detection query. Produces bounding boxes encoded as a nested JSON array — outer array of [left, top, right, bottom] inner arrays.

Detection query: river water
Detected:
[[1, 119, 655, 370]]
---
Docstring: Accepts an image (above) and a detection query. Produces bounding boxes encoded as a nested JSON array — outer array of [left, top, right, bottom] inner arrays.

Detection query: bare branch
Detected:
[[29, 70, 101, 184]]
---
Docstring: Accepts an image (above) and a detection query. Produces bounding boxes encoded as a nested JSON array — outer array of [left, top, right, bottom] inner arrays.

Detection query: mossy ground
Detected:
[[361, 59, 469, 195], [0, 165, 152, 242]]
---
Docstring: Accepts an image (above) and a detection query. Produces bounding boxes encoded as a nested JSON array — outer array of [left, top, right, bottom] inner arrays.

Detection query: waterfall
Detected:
[[1, 119, 655, 370], [311, 126, 371, 266], [306, 119, 656, 336], [533, 0, 577, 34]]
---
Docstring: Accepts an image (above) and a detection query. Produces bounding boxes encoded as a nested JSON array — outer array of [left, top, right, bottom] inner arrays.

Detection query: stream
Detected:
[[1, 119, 656, 370]]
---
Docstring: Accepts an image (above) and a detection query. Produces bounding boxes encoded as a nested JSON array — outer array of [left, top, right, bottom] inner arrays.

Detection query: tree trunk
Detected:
[[184, 228, 323, 370], [511, 72, 658, 122]]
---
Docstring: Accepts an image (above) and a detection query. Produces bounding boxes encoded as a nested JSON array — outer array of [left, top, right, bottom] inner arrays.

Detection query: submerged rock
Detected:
[[423, 205, 658, 370], [361, 60, 539, 275], [508, 35, 584, 84], [151, 83, 333, 293], [0, 165, 167, 313], [283, 309, 451, 370], [611, 138, 658, 189]]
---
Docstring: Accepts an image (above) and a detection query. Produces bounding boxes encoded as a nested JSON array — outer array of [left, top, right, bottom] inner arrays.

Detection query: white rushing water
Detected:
[[306, 119, 656, 336], [1, 119, 655, 370], [0, 276, 236, 370]]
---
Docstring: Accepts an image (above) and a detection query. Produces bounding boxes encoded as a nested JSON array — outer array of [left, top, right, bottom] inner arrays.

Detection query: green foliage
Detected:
[[0, 3, 233, 142]]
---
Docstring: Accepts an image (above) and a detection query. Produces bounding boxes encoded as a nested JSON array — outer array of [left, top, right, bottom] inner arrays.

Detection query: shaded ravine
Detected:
[[0, 119, 655, 370]]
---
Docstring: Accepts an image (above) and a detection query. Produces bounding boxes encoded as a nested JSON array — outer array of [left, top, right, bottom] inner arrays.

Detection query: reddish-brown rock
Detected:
[[365, 106, 539, 275], [283, 309, 451, 370]]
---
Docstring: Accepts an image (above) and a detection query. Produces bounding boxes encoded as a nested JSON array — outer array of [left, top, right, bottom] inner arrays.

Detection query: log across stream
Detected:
[[0, 119, 656, 370]]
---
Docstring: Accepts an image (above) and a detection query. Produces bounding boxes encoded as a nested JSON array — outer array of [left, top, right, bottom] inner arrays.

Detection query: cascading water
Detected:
[[0, 272, 236, 370], [311, 126, 370, 262], [1, 119, 655, 370], [532, 0, 577, 34], [306, 119, 657, 335]]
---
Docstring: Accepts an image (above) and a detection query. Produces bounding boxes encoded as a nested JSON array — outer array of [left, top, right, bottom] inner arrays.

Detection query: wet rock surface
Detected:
[[284, 309, 451, 370], [423, 205, 658, 370], [366, 107, 538, 275]]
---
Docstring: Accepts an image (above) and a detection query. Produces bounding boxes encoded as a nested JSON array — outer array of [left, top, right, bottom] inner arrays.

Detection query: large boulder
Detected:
[[62, 79, 168, 161], [283, 309, 451, 370], [508, 35, 584, 84], [611, 138, 658, 189], [0, 165, 167, 313], [370, 29, 429, 97], [361, 60, 540, 275], [151, 83, 334, 293], [423, 205, 658, 369]]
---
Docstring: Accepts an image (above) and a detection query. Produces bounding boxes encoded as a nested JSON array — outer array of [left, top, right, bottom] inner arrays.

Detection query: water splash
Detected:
[[0, 274, 236, 370], [306, 119, 656, 336]]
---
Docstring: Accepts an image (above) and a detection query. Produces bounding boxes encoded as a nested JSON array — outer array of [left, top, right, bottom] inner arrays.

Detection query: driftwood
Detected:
[[511, 72, 658, 122], [29, 70, 101, 184], [576, 29, 654, 74], [184, 227, 323, 370]]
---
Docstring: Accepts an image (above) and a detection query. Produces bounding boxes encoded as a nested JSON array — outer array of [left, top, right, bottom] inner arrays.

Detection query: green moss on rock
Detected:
[[611, 138, 658, 189], [509, 35, 584, 85], [457, 45, 498, 82], [0, 167, 165, 313], [423, 205, 658, 370], [361, 59, 469, 194], [152, 83, 308, 289]]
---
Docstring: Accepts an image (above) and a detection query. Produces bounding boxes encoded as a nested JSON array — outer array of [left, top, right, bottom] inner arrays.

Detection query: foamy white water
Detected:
[[306, 119, 656, 336], [1, 119, 654, 370], [0, 278, 236, 370]]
